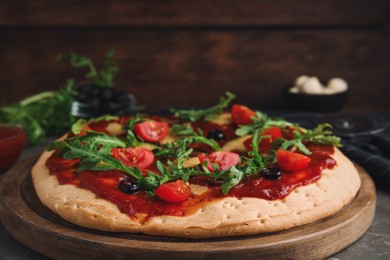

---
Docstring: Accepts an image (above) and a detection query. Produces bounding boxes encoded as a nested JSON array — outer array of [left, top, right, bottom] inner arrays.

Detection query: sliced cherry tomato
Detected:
[[262, 126, 282, 141], [244, 126, 282, 152], [134, 120, 169, 142], [198, 151, 240, 172], [155, 180, 191, 203], [231, 104, 257, 125], [79, 125, 92, 136], [46, 156, 80, 171], [111, 147, 154, 169], [276, 149, 311, 171]]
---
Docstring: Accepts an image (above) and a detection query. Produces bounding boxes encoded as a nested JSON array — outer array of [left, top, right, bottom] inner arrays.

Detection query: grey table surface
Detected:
[[1, 144, 389, 260]]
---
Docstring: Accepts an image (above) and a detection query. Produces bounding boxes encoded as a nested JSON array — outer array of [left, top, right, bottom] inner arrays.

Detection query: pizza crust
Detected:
[[32, 148, 360, 238]]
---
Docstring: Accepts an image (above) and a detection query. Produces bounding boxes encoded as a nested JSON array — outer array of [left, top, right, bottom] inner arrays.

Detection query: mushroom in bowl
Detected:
[[283, 75, 349, 112]]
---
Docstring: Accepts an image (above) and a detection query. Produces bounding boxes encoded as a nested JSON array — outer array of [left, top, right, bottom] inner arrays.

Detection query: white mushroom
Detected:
[[327, 78, 348, 93], [301, 77, 324, 94], [322, 87, 336, 95], [289, 86, 300, 93], [294, 75, 309, 90]]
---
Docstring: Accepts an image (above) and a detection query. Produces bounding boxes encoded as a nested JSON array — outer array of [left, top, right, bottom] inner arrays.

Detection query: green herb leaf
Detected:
[[0, 79, 77, 144], [170, 92, 236, 122], [302, 123, 342, 147], [221, 167, 244, 195], [154, 135, 221, 158], [248, 128, 265, 168], [123, 114, 146, 147], [98, 50, 119, 87], [235, 112, 293, 137], [170, 124, 195, 136]]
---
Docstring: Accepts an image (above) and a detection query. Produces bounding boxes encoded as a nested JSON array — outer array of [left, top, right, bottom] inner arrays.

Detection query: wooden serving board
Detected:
[[0, 154, 376, 260]]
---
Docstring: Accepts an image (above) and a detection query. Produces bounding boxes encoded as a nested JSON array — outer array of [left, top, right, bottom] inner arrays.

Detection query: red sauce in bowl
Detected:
[[0, 125, 26, 171]]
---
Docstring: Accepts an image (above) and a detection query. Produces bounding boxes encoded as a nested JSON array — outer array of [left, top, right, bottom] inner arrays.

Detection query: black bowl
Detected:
[[71, 94, 136, 119], [282, 87, 348, 112]]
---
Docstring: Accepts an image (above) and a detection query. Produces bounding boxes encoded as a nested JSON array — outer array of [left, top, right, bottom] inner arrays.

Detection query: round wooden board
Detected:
[[0, 154, 376, 260]]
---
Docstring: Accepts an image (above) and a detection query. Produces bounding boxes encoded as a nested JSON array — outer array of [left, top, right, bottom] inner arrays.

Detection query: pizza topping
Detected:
[[206, 129, 225, 141], [134, 120, 169, 142], [46, 156, 80, 171], [155, 180, 191, 203], [260, 167, 282, 180], [198, 151, 240, 172], [192, 121, 237, 147], [262, 126, 283, 141], [244, 126, 282, 152], [111, 147, 155, 169], [231, 104, 257, 125], [118, 178, 142, 194], [276, 149, 311, 171], [170, 92, 235, 122]]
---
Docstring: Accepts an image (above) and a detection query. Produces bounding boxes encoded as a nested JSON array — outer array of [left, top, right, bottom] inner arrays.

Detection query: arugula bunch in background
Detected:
[[0, 80, 76, 144], [58, 50, 118, 88], [0, 51, 118, 145]]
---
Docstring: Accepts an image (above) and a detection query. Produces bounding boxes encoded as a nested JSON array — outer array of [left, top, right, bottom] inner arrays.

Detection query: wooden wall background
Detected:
[[0, 0, 389, 113]]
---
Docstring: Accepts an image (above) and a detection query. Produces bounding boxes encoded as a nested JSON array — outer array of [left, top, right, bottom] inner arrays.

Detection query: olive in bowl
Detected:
[[282, 76, 349, 112], [71, 85, 136, 118]]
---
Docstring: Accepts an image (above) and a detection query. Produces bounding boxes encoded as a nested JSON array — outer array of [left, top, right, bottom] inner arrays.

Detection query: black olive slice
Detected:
[[206, 129, 225, 141], [118, 178, 141, 194], [260, 167, 282, 180]]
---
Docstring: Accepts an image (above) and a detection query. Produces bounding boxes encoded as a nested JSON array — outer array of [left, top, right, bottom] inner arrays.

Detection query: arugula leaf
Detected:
[[154, 135, 220, 158], [170, 124, 195, 136], [98, 50, 119, 87], [302, 123, 342, 147], [221, 166, 244, 195], [278, 136, 312, 155], [138, 172, 162, 191], [248, 128, 265, 168], [235, 111, 293, 137], [123, 114, 146, 147], [276, 123, 341, 155], [170, 92, 236, 122]]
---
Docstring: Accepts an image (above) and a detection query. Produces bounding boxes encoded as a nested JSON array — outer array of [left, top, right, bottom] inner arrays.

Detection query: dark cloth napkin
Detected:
[[341, 142, 390, 185]]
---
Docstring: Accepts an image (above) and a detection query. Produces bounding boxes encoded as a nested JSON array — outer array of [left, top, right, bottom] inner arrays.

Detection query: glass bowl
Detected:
[[0, 124, 26, 171]]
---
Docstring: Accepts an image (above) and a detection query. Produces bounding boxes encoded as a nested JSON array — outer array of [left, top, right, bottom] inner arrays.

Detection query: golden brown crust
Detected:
[[32, 148, 360, 238]]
